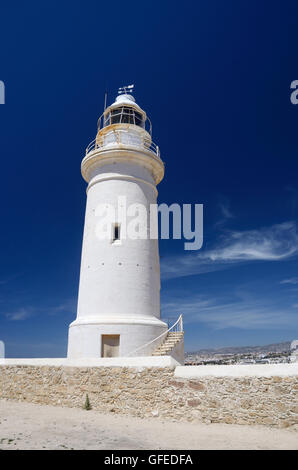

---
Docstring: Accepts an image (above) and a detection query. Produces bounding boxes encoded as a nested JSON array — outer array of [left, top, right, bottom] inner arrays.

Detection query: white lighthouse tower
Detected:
[[67, 87, 183, 360]]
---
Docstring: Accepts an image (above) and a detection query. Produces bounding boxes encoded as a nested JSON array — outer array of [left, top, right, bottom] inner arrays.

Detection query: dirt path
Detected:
[[0, 399, 297, 450]]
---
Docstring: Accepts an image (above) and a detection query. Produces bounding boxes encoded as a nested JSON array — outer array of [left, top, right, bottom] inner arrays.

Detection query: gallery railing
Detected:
[[85, 129, 160, 158]]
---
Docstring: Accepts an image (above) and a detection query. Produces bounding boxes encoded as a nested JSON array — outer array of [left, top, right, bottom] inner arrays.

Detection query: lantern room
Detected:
[[86, 88, 159, 159], [96, 92, 152, 136]]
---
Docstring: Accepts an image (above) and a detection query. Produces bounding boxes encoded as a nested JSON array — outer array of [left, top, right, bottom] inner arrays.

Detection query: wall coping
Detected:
[[0, 356, 180, 368], [175, 363, 298, 378], [1, 360, 298, 377]]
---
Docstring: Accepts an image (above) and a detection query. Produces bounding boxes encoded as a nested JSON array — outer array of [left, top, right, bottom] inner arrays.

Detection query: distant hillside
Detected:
[[188, 341, 291, 355]]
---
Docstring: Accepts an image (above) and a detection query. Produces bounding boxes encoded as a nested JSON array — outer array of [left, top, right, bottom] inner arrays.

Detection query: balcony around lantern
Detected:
[[85, 129, 160, 158], [85, 106, 160, 159]]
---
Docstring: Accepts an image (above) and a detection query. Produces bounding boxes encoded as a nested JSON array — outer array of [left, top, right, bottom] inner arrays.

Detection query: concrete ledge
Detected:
[[175, 363, 298, 378], [0, 356, 180, 368], [2, 359, 297, 376]]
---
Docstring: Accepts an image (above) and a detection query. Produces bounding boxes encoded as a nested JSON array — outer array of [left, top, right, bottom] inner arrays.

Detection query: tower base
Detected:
[[67, 316, 168, 358]]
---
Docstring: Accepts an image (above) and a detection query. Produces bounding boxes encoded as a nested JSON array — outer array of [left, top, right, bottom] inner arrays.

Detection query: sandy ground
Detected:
[[0, 399, 297, 450]]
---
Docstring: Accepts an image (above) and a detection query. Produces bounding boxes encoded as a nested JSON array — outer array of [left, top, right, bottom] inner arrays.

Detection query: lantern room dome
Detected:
[[111, 93, 138, 107]]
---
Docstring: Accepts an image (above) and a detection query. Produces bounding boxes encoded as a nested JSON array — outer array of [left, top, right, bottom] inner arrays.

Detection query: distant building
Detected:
[[290, 340, 298, 362]]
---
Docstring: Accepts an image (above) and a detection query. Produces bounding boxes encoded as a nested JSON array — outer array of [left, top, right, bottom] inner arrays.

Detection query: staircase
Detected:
[[126, 314, 183, 358], [152, 331, 184, 356]]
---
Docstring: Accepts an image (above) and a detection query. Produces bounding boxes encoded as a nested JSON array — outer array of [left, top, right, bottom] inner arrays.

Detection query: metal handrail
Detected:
[[126, 314, 183, 357], [85, 129, 160, 158]]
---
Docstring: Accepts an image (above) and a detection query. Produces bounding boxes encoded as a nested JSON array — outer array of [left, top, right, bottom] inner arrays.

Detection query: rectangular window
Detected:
[[112, 223, 121, 243]]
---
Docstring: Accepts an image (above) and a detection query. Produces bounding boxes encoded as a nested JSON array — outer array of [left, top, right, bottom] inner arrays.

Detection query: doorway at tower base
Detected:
[[67, 316, 169, 359]]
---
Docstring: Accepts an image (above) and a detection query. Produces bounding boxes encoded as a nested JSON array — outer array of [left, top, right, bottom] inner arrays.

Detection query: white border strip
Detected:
[[0, 356, 179, 368], [175, 364, 298, 378]]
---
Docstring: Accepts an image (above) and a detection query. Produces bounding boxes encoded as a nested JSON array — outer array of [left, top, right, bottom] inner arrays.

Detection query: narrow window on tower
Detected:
[[112, 223, 121, 244]]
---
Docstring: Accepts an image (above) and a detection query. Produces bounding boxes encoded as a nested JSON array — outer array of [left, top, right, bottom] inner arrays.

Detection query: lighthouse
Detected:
[[67, 86, 179, 359]]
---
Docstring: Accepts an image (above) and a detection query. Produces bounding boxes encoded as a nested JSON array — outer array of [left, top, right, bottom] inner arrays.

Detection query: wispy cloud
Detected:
[[47, 298, 76, 316], [280, 277, 298, 285], [6, 308, 33, 321], [163, 292, 298, 330], [215, 200, 234, 227], [2, 298, 76, 322], [162, 221, 298, 280], [200, 221, 297, 262]]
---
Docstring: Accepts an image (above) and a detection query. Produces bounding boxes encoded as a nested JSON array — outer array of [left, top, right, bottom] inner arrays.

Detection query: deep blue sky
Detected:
[[1, 1, 298, 356]]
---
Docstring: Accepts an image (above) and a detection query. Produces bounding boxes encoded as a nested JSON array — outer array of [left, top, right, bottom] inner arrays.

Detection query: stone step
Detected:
[[155, 348, 176, 352], [152, 329, 184, 356], [155, 338, 182, 346], [154, 346, 180, 353], [158, 340, 180, 345], [165, 334, 183, 339], [155, 341, 180, 347]]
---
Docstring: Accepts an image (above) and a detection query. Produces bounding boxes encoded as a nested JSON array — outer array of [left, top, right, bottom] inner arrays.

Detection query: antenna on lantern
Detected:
[[104, 90, 108, 111], [118, 84, 134, 95]]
